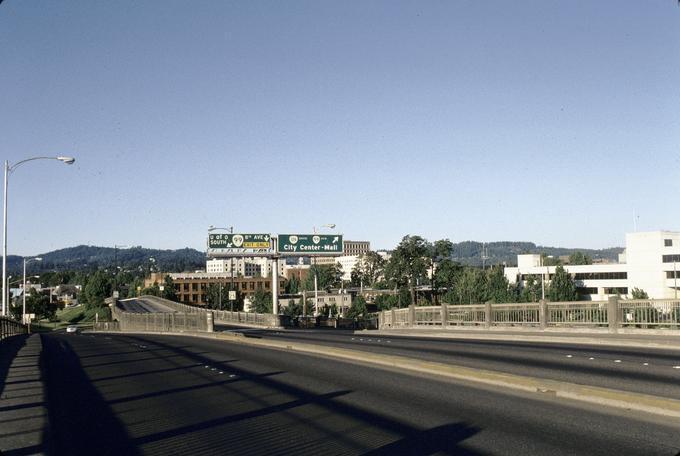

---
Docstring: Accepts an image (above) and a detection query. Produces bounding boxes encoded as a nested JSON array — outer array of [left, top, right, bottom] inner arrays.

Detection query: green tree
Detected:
[[569, 251, 592, 265], [454, 268, 487, 304], [519, 275, 544, 303], [386, 235, 431, 305], [283, 299, 303, 318], [303, 264, 343, 291], [250, 288, 272, 313], [485, 265, 513, 303], [285, 274, 300, 294], [83, 270, 112, 309], [162, 275, 177, 301], [631, 287, 649, 299], [141, 282, 160, 297], [346, 296, 368, 319], [26, 290, 57, 321], [547, 265, 577, 302], [374, 294, 399, 310]]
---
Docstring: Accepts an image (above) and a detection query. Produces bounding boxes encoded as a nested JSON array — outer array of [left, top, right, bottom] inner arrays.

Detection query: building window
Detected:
[[604, 287, 628, 295], [667, 271, 680, 279], [573, 272, 627, 280], [662, 254, 680, 263], [241, 282, 247, 290], [666, 239, 673, 247], [576, 287, 598, 295]]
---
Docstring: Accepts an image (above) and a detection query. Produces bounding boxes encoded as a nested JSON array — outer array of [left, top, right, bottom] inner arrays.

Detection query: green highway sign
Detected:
[[278, 234, 343, 256], [207, 233, 274, 256]]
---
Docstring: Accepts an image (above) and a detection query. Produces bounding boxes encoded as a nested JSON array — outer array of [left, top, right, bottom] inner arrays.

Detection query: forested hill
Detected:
[[452, 241, 623, 267], [8, 245, 206, 274], [8, 241, 624, 274]]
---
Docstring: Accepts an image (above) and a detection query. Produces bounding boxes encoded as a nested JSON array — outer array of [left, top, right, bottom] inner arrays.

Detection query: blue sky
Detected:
[[1, 1, 679, 256]]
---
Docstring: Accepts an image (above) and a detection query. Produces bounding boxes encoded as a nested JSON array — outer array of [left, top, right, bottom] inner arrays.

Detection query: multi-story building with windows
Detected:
[[144, 272, 285, 306], [205, 258, 286, 278], [504, 231, 680, 300], [343, 240, 370, 256]]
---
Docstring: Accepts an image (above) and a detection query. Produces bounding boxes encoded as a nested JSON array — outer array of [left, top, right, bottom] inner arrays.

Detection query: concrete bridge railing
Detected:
[[379, 297, 680, 333], [108, 296, 288, 331], [0, 316, 27, 340]]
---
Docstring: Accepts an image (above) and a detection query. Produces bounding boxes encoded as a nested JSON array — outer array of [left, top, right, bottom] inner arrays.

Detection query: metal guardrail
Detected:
[[379, 298, 680, 332], [0, 316, 27, 340]]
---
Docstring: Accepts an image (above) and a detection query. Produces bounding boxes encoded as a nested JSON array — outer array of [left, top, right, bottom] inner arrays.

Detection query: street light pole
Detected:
[[312, 224, 336, 316], [23, 257, 42, 324], [208, 225, 234, 311], [2, 156, 75, 316]]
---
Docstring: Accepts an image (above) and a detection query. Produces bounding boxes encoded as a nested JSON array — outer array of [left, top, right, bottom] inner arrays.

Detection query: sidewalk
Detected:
[[0, 334, 47, 455], [358, 328, 680, 350]]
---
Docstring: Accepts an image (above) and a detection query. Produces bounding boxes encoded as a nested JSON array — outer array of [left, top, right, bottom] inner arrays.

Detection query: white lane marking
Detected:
[[588, 357, 595, 360], [377, 340, 381, 342], [614, 360, 622, 363], [359, 339, 363, 341], [229, 374, 236, 378], [211, 368, 216, 371], [351, 338, 355, 340], [204, 365, 210, 368], [387, 341, 391, 343], [673, 366, 680, 369], [565, 355, 573, 358], [643, 363, 649, 366], [219, 371, 224, 374]]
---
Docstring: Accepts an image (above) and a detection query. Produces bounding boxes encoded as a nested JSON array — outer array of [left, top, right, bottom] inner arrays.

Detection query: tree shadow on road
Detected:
[[39, 334, 141, 456], [124, 335, 484, 455], [0, 334, 28, 398]]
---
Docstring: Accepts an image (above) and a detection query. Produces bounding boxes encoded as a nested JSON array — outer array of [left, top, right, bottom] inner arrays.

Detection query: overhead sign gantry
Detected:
[[207, 233, 274, 256], [277, 234, 343, 255]]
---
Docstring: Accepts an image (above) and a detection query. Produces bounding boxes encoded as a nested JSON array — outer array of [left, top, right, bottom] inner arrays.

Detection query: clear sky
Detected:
[[1, 1, 679, 256]]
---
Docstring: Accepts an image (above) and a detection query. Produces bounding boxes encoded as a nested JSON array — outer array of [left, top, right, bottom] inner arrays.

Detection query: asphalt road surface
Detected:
[[219, 328, 680, 400], [117, 297, 178, 313], [38, 331, 680, 455]]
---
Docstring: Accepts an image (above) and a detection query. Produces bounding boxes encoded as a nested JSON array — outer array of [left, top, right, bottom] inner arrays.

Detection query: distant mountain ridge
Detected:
[[8, 245, 206, 275], [8, 241, 624, 274], [451, 241, 623, 267]]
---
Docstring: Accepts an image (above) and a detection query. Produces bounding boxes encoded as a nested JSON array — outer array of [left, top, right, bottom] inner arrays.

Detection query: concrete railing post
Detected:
[[390, 308, 396, 328], [539, 299, 547, 330], [607, 296, 619, 333], [408, 305, 415, 327], [206, 311, 214, 332], [484, 302, 492, 329], [441, 304, 448, 328]]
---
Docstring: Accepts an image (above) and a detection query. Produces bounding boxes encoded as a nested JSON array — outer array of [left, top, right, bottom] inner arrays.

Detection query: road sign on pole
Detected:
[[228, 290, 236, 301], [277, 234, 343, 256], [207, 233, 274, 257]]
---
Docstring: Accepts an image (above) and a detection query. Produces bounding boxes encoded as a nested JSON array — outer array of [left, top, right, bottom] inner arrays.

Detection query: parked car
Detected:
[[66, 325, 79, 334]]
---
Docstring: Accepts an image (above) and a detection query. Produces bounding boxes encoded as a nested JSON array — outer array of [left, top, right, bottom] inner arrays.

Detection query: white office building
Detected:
[[504, 231, 680, 300], [206, 257, 285, 278]]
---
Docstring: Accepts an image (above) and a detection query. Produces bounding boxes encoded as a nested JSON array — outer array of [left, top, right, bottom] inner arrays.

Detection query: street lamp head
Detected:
[[56, 156, 75, 165], [327, 224, 336, 229], [34, 257, 42, 262]]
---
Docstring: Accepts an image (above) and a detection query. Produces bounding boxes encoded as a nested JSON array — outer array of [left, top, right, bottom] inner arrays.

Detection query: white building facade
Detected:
[[504, 231, 680, 300], [206, 258, 286, 278]]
